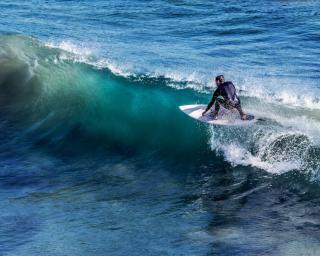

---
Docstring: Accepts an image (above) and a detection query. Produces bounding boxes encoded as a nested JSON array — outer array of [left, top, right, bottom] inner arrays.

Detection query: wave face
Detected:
[[0, 34, 319, 177], [0, 35, 210, 159]]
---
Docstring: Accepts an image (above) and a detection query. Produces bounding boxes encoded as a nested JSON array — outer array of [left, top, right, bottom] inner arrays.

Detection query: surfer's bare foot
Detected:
[[241, 114, 248, 120], [210, 111, 219, 120]]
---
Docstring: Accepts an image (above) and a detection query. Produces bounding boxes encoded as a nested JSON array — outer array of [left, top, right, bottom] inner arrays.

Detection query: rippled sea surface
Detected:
[[0, 1, 320, 255]]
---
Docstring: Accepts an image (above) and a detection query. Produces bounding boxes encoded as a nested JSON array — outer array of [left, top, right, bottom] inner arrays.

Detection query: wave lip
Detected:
[[46, 39, 320, 113], [45, 40, 135, 77]]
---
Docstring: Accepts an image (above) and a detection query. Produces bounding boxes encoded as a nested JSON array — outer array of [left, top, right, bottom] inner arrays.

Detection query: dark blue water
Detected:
[[1, 1, 320, 255]]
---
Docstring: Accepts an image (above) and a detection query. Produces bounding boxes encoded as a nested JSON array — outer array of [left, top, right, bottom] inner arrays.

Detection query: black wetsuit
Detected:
[[205, 81, 244, 115]]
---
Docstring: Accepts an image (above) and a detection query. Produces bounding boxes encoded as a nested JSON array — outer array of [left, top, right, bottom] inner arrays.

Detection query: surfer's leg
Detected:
[[214, 96, 227, 111], [235, 104, 244, 115], [218, 98, 234, 110], [235, 103, 247, 120], [214, 100, 221, 112], [212, 97, 231, 119]]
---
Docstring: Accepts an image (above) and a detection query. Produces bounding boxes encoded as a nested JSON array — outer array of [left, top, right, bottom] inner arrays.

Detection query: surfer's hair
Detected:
[[215, 75, 224, 83]]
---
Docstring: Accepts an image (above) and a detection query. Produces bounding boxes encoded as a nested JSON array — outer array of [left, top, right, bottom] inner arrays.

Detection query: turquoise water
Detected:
[[0, 1, 320, 255]]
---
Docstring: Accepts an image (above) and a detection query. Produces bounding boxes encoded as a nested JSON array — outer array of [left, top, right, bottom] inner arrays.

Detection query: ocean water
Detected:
[[0, 0, 320, 255]]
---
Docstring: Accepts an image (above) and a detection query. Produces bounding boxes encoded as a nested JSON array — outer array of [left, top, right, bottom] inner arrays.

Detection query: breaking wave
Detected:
[[1, 34, 320, 178]]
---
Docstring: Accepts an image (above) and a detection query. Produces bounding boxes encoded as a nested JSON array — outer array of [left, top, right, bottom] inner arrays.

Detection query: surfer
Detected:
[[202, 75, 248, 120]]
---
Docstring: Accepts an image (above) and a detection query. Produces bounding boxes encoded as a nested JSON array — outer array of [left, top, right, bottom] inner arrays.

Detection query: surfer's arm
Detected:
[[202, 90, 219, 115]]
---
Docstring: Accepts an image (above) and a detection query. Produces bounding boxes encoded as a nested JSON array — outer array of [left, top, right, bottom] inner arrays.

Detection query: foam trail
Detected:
[[209, 123, 318, 175]]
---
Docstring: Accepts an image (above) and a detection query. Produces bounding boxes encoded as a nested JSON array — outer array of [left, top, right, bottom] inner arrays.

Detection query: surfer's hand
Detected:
[[202, 111, 207, 116]]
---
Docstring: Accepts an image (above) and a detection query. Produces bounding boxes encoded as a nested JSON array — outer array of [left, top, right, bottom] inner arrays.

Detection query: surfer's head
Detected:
[[215, 75, 225, 86]]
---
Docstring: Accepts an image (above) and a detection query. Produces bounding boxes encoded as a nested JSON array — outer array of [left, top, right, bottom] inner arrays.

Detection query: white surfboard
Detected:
[[179, 104, 256, 126]]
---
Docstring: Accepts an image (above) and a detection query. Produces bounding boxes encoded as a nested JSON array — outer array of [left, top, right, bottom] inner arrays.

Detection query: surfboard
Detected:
[[179, 104, 256, 126]]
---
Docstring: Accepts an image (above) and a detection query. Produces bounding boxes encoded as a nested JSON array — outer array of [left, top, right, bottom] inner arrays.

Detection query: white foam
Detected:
[[44, 40, 213, 90], [241, 88, 320, 110], [45, 40, 133, 77], [45, 41, 94, 57], [209, 124, 312, 174], [213, 141, 302, 174], [248, 109, 320, 142], [238, 75, 320, 110]]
